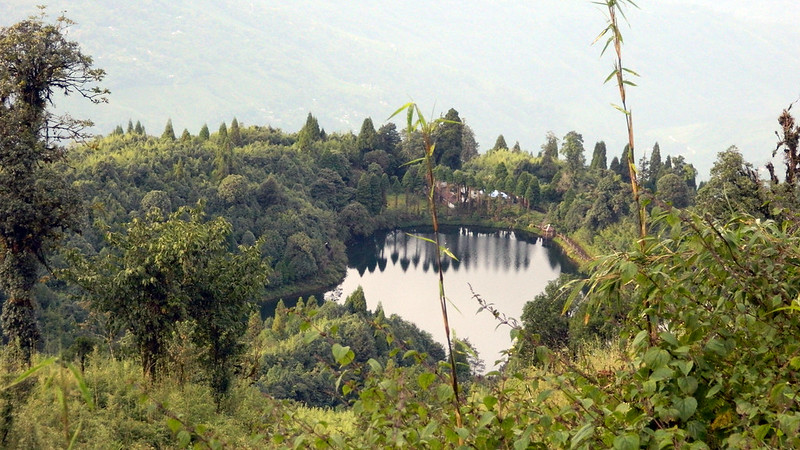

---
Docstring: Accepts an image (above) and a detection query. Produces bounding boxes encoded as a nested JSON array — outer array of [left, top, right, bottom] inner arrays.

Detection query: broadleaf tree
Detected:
[[0, 12, 108, 364], [64, 205, 268, 399]]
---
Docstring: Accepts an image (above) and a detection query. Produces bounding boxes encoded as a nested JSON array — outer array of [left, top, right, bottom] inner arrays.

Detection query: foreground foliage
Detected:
[[7, 205, 800, 448]]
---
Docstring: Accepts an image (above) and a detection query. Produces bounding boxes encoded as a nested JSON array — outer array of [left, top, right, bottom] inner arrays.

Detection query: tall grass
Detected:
[[389, 103, 464, 431]]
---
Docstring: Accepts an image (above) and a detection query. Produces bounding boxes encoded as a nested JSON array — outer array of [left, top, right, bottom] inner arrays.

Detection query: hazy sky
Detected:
[[3, 0, 800, 178]]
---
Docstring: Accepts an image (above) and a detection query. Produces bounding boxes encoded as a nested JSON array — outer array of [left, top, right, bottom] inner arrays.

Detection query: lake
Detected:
[[325, 225, 575, 369]]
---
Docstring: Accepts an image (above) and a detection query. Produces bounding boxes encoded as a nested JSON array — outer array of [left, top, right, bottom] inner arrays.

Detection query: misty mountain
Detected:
[[3, 0, 799, 177]]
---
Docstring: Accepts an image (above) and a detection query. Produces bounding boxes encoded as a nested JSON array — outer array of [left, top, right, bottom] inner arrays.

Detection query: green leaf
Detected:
[[678, 376, 698, 395], [613, 434, 640, 450], [68, 364, 95, 410], [571, 423, 595, 448], [331, 343, 355, 367], [631, 329, 649, 350], [367, 358, 382, 373], [166, 417, 182, 433], [754, 423, 771, 441], [704, 338, 729, 357], [611, 103, 631, 115], [604, 68, 618, 84], [66, 420, 83, 450], [478, 411, 497, 428], [436, 384, 453, 402], [303, 329, 320, 344], [400, 157, 425, 167], [620, 261, 637, 283], [675, 396, 697, 422], [659, 331, 679, 347], [418, 372, 436, 390], [177, 430, 192, 448], [514, 436, 531, 450], [3, 357, 55, 391], [441, 246, 459, 261], [705, 383, 722, 399], [403, 349, 419, 360], [622, 67, 640, 77]]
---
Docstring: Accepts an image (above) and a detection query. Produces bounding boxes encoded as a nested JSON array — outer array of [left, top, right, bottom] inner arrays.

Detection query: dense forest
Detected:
[[2, 6, 800, 449]]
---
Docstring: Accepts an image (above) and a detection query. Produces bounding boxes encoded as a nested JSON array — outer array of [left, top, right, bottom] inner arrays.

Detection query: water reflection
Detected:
[[336, 226, 576, 368], [346, 226, 574, 276]]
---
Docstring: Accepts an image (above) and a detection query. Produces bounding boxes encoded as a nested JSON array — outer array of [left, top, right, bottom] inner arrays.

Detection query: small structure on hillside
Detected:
[[541, 223, 556, 239]]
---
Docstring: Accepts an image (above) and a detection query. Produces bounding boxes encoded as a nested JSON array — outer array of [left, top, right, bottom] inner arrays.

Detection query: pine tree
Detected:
[[199, 123, 210, 141], [618, 145, 632, 183], [229, 117, 242, 147], [218, 122, 228, 142], [161, 118, 175, 140], [648, 142, 662, 190], [435, 108, 464, 169], [357, 117, 379, 156], [590, 141, 608, 170], [297, 112, 321, 150], [493, 134, 508, 151], [541, 131, 559, 159]]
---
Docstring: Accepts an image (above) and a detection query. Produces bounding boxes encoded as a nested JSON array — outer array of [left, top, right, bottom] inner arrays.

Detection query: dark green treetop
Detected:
[[161, 118, 175, 140], [590, 141, 607, 170]]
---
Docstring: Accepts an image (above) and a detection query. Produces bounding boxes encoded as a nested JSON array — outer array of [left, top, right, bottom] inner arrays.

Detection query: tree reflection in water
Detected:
[[333, 226, 576, 369]]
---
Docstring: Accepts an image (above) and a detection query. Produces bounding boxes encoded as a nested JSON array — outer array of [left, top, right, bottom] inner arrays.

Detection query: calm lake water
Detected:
[[326, 226, 575, 368]]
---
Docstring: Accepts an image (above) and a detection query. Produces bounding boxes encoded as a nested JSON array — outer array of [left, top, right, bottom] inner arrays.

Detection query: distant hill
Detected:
[[3, 0, 799, 177]]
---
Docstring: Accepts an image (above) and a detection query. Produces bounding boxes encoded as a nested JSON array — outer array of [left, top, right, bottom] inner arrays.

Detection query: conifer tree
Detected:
[[590, 141, 608, 170], [229, 117, 242, 147], [218, 121, 228, 141], [161, 118, 175, 140], [297, 112, 321, 150], [199, 123, 210, 141], [435, 108, 464, 169], [541, 131, 559, 159], [648, 142, 662, 190], [493, 134, 508, 151], [357, 117, 379, 156]]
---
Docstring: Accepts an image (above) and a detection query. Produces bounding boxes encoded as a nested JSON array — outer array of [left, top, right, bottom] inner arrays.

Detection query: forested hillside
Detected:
[[3, 5, 800, 449]]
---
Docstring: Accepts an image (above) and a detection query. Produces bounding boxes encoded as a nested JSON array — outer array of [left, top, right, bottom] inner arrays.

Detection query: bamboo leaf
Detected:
[[622, 67, 640, 77], [400, 157, 425, 167], [2, 357, 56, 391], [604, 69, 618, 84], [441, 246, 459, 261], [66, 420, 84, 450], [562, 279, 586, 314], [388, 102, 414, 121], [611, 103, 630, 115], [414, 104, 427, 129], [68, 364, 95, 410]]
